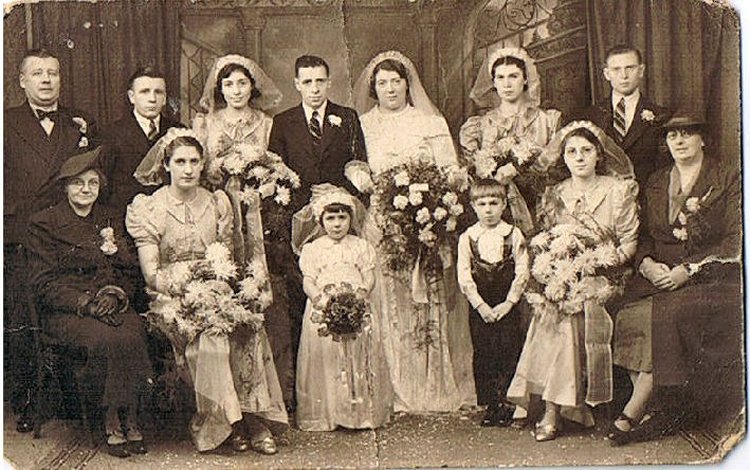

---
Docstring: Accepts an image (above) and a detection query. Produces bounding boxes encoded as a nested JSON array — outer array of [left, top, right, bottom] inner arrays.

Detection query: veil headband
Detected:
[[291, 184, 367, 254], [200, 54, 282, 113], [542, 120, 635, 179], [134, 128, 202, 186], [353, 50, 440, 116], [469, 46, 541, 109]]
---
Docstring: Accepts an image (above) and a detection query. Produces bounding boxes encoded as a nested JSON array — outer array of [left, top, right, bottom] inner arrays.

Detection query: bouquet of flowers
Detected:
[[524, 214, 629, 322], [151, 242, 270, 342], [373, 151, 468, 278], [206, 139, 301, 207], [311, 282, 371, 342], [470, 134, 543, 184]]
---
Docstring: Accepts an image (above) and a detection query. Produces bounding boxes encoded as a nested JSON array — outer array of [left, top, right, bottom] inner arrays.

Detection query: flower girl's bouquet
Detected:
[[311, 282, 371, 342], [151, 242, 270, 342], [373, 150, 468, 279], [524, 214, 629, 322]]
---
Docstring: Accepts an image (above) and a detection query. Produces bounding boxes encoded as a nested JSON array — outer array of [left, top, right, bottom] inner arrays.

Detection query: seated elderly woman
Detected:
[[26, 148, 152, 458], [609, 116, 742, 445]]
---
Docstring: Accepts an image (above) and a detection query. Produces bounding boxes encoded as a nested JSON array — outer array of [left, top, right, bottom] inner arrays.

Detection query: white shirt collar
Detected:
[[469, 220, 513, 238], [133, 110, 161, 136], [30, 102, 58, 116], [611, 88, 641, 109], [302, 101, 327, 124]]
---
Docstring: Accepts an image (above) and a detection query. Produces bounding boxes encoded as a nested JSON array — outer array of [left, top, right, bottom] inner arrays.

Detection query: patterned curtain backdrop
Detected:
[[586, 0, 740, 162], [22, 0, 180, 125]]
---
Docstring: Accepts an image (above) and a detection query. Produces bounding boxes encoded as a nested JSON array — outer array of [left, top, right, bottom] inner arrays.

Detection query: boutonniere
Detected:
[[328, 115, 342, 127], [73, 116, 89, 147], [672, 187, 713, 243], [640, 109, 656, 122], [99, 227, 118, 255]]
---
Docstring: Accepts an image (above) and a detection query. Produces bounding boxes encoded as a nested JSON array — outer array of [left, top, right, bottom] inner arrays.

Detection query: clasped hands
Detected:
[[78, 291, 124, 326], [478, 301, 513, 323], [640, 257, 690, 291]]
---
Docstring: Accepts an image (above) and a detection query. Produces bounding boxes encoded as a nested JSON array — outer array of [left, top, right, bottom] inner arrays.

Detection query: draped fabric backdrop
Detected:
[[587, 0, 740, 163], [18, 0, 180, 124]]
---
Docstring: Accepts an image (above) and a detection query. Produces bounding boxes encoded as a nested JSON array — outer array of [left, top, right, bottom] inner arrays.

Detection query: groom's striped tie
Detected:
[[309, 110, 323, 142], [613, 98, 627, 138]]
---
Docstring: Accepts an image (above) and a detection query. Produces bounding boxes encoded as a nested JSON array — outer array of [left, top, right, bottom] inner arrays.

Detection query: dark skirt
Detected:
[[613, 297, 653, 373], [45, 310, 152, 409]]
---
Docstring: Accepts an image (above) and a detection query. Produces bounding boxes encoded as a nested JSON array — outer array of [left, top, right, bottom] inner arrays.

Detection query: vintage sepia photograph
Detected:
[[2, 0, 745, 468]]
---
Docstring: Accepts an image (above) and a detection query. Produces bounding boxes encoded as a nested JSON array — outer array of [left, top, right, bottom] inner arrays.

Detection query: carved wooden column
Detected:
[[415, 6, 439, 100], [239, 10, 266, 65]]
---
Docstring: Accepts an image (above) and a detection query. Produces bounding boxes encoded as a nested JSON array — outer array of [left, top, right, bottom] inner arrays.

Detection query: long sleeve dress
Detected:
[[612, 162, 742, 392], [296, 234, 393, 430], [507, 176, 639, 426], [27, 201, 152, 411], [126, 186, 287, 452], [359, 105, 476, 412]]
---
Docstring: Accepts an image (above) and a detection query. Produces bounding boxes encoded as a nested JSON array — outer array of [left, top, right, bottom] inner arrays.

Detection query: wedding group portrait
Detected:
[[2, 0, 745, 468]]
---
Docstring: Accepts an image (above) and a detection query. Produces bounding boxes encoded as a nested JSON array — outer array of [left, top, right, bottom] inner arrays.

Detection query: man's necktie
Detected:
[[613, 98, 626, 138], [36, 109, 57, 121], [147, 119, 158, 141], [309, 110, 322, 141]]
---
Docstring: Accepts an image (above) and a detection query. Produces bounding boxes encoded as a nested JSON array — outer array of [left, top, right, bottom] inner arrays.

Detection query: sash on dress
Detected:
[[583, 278, 614, 406]]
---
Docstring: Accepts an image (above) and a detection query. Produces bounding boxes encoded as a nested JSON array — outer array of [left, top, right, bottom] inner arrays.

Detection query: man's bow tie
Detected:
[[36, 109, 58, 121]]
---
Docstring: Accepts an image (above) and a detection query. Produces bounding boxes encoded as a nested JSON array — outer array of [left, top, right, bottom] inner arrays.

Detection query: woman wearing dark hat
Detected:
[[26, 147, 153, 458], [608, 116, 742, 445]]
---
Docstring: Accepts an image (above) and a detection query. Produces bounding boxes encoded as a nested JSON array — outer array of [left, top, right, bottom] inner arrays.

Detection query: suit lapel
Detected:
[[10, 104, 53, 159], [319, 102, 337, 154], [622, 96, 648, 150], [294, 105, 316, 158]]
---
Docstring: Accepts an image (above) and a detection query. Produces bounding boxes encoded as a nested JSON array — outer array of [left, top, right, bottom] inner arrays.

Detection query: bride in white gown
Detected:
[[347, 50, 476, 412]]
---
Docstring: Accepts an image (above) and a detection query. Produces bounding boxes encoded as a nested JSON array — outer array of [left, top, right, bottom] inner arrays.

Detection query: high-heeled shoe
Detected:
[[250, 436, 278, 455], [534, 418, 561, 442], [607, 413, 636, 446], [231, 433, 251, 452]]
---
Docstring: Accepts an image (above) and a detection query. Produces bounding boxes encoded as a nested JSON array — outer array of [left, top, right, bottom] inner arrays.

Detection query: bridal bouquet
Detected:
[[524, 215, 629, 321], [373, 152, 467, 278], [311, 282, 371, 342], [470, 134, 543, 183], [151, 242, 270, 342]]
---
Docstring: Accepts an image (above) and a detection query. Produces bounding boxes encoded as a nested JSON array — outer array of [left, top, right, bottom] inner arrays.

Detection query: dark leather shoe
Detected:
[[127, 440, 148, 455], [16, 416, 33, 433], [106, 443, 130, 458], [231, 434, 251, 452]]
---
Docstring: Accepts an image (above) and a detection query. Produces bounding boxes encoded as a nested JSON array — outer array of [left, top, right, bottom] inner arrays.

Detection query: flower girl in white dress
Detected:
[[293, 185, 393, 431]]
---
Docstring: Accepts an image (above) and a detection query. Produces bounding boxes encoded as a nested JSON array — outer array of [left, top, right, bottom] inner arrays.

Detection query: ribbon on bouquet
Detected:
[[225, 176, 273, 304], [410, 245, 455, 306], [582, 276, 614, 406], [505, 180, 534, 236]]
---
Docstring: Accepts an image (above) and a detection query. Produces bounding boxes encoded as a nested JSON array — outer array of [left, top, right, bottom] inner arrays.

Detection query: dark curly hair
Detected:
[[368, 59, 412, 106], [549, 127, 608, 181], [491, 55, 528, 91], [213, 63, 261, 109]]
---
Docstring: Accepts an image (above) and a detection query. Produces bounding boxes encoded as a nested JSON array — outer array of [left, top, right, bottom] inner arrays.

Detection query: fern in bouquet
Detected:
[[151, 242, 271, 342], [524, 209, 630, 323], [373, 153, 468, 279], [311, 282, 371, 342]]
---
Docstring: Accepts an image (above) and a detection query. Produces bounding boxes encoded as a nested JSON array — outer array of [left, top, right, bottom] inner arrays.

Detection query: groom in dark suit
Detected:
[[4, 49, 99, 432], [100, 66, 182, 217], [582, 45, 670, 187], [269, 54, 366, 213], [268, 55, 366, 410]]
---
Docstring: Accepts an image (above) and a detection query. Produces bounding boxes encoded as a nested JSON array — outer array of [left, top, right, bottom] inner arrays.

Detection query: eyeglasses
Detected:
[[666, 129, 698, 140], [68, 178, 100, 190]]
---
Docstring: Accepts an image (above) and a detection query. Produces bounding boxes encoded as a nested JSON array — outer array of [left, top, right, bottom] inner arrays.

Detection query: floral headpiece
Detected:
[[352, 50, 441, 116], [199, 54, 282, 113], [312, 188, 356, 220], [469, 46, 541, 109], [541, 120, 635, 179], [133, 128, 202, 186]]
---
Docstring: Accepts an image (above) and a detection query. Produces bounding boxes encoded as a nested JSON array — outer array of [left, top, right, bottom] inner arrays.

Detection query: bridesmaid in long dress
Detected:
[[348, 50, 476, 413]]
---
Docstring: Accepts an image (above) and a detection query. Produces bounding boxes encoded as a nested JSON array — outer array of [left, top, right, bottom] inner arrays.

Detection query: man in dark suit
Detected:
[[4, 49, 99, 432], [100, 66, 182, 217], [583, 45, 670, 187], [267, 55, 366, 410], [269, 55, 366, 213]]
